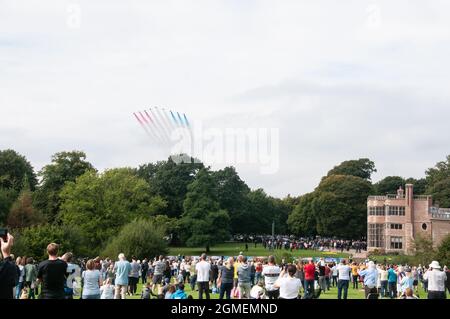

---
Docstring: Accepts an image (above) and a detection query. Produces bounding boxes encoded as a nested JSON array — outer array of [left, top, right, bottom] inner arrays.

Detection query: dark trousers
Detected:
[[380, 281, 388, 297], [364, 286, 378, 299], [337, 280, 349, 299], [428, 291, 446, 299], [219, 283, 233, 299], [129, 277, 138, 294], [266, 289, 279, 299], [332, 276, 338, 287], [352, 275, 359, 289], [197, 281, 210, 299], [388, 282, 397, 299], [141, 273, 147, 284], [190, 275, 197, 291], [304, 280, 315, 298]]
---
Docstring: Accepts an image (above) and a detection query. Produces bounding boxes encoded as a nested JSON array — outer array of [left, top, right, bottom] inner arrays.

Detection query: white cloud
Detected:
[[1, 0, 449, 197]]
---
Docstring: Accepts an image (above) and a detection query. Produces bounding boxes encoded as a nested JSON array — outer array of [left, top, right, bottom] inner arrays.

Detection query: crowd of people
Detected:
[[233, 235, 367, 253], [1, 232, 448, 300]]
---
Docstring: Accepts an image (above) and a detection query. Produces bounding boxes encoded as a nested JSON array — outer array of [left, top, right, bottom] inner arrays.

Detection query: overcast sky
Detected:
[[1, 0, 450, 197]]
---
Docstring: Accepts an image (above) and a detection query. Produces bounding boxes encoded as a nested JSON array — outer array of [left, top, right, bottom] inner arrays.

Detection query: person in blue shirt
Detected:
[[400, 268, 415, 296], [387, 265, 398, 299], [359, 261, 378, 298], [113, 253, 132, 299], [171, 283, 188, 299]]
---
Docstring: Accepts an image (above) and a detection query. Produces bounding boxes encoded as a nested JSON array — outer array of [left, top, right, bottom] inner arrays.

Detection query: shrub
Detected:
[[102, 218, 169, 260]]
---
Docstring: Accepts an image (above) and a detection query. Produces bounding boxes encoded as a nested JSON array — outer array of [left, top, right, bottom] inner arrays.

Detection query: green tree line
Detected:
[[1, 150, 449, 259]]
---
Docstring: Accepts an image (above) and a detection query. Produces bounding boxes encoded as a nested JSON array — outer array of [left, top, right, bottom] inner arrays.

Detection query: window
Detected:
[[368, 206, 385, 216], [390, 236, 403, 249], [389, 223, 403, 230], [368, 223, 385, 248], [422, 223, 427, 230], [388, 206, 405, 216]]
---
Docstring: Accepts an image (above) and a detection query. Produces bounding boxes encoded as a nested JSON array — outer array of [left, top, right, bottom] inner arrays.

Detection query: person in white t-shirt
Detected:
[[100, 278, 115, 299], [262, 256, 281, 299], [195, 253, 211, 299], [336, 259, 351, 299], [250, 280, 266, 299], [274, 264, 302, 299]]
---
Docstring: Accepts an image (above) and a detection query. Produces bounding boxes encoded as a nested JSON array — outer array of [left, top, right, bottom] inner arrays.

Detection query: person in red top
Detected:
[[255, 261, 263, 284], [303, 259, 316, 298], [325, 264, 331, 291]]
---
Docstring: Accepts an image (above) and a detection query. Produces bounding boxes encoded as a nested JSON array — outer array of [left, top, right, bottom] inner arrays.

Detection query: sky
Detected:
[[1, 0, 450, 197]]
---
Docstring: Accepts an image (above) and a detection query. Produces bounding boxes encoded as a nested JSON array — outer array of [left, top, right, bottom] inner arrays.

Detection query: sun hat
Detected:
[[429, 261, 441, 269]]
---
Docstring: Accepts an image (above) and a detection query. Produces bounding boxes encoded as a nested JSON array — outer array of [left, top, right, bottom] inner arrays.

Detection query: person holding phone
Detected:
[[0, 232, 18, 299]]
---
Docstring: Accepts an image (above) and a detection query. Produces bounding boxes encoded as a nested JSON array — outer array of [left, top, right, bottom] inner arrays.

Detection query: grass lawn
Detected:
[[125, 279, 439, 300], [168, 243, 350, 260]]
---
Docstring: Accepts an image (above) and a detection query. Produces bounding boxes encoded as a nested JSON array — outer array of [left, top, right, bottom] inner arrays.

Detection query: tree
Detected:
[[314, 175, 373, 238], [7, 186, 45, 229], [326, 158, 376, 180], [0, 149, 37, 192], [13, 224, 86, 261], [33, 151, 95, 222], [405, 177, 427, 195], [426, 155, 450, 207], [411, 234, 435, 265], [212, 167, 250, 234], [312, 192, 350, 237], [102, 219, 169, 259], [179, 169, 230, 252], [137, 155, 204, 218], [0, 187, 17, 226], [58, 168, 163, 255], [374, 176, 405, 195], [434, 234, 450, 267], [287, 193, 317, 236]]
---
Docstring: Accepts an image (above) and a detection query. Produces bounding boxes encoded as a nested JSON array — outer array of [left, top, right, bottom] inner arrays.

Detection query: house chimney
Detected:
[[405, 184, 413, 207], [397, 186, 404, 199]]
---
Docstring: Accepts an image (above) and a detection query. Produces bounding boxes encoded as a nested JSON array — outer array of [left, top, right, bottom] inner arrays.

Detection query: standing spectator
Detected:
[[37, 243, 68, 299], [196, 253, 211, 299], [61, 252, 79, 300], [141, 258, 149, 284], [0, 233, 17, 299], [262, 256, 281, 299], [152, 256, 166, 290], [379, 265, 388, 298], [331, 263, 338, 287], [445, 266, 450, 295], [351, 262, 359, 289], [237, 256, 252, 299], [24, 257, 38, 299], [211, 260, 219, 290], [387, 265, 398, 299], [129, 257, 140, 295], [217, 257, 234, 300], [358, 261, 378, 298], [82, 259, 102, 299], [317, 260, 327, 293], [337, 259, 351, 300], [400, 268, 414, 296], [423, 261, 447, 299], [113, 253, 131, 299], [274, 264, 302, 299], [15, 257, 25, 299], [303, 259, 316, 298], [255, 260, 263, 284]]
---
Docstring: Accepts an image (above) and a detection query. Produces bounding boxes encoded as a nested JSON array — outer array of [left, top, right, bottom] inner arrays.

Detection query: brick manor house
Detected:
[[367, 184, 450, 254]]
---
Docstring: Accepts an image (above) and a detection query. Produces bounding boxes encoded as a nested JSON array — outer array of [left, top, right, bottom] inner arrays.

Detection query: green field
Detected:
[[168, 243, 350, 260], [124, 280, 440, 300]]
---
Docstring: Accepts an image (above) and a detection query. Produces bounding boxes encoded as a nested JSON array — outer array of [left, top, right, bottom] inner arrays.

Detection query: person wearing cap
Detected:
[[358, 261, 378, 298], [423, 261, 447, 299], [399, 268, 414, 297]]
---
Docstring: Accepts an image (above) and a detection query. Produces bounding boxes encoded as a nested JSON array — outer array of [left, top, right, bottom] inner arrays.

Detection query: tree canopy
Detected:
[[326, 158, 376, 180]]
